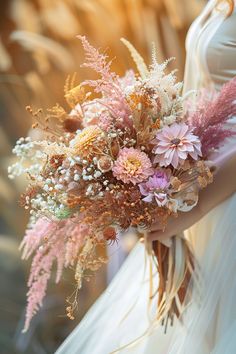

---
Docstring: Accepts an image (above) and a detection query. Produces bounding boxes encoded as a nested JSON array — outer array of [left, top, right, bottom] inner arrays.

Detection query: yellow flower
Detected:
[[72, 126, 106, 159]]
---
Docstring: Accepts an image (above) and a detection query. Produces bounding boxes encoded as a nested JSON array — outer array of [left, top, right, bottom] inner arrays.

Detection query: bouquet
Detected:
[[9, 36, 236, 332]]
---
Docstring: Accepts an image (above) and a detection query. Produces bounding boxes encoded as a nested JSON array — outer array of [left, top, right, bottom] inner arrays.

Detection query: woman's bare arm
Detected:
[[198, 148, 236, 215]]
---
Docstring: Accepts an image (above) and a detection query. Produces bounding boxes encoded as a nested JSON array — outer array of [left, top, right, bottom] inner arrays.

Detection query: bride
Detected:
[[56, 0, 236, 353]]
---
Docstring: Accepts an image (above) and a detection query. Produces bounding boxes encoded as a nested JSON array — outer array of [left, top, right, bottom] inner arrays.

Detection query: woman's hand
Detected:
[[148, 150, 236, 244], [147, 204, 203, 244]]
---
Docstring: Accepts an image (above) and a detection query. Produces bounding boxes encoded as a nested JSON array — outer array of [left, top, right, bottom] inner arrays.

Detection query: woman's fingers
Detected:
[[147, 231, 172, 247], [148, 230, 166, 241], [159, 238, 172, 247], [149, 223, 163, 232]]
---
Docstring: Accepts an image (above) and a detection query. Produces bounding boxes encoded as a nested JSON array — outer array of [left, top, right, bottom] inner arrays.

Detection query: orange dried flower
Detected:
[[49, 154, 65, 169], [19, 186, 40, 208], [128, 91, 153, 111], [103, 226, 117, 241]]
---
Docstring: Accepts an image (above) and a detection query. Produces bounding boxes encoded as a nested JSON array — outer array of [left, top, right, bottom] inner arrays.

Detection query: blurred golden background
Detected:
[[0, 0, 206, 353]]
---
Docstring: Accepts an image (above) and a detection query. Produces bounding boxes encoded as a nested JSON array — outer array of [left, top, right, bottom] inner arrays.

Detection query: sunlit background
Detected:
[[0, 0, 206, 353]]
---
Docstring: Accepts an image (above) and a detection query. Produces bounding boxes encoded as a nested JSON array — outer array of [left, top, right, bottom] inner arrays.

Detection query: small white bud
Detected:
[[74, 174, 80, 181], [94, 171, 102, 178]]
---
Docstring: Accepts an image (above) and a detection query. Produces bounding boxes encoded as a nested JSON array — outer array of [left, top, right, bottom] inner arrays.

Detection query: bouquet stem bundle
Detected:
[[152, 237, 194, 330]]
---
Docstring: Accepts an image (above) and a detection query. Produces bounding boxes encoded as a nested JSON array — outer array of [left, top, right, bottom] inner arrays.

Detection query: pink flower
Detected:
[[139, 170, 170, 206], [153, 123, 202, 169], [112, 147, 154, 185]]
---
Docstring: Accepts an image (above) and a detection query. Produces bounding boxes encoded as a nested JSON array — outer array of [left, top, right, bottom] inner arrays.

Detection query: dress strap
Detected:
[[183, 0, 227, 93]]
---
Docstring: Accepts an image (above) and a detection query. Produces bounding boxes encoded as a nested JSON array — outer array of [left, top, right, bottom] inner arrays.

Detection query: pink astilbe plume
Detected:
[[20, 218, 56, 259], [64, 222, 89, 267], [78, 36, 133, 130], [188, 77, 236, 157], [98, 111, 114, 131], [78, 35, 117, 90], [21, 218, 87, 332], [24, 235, 65, 332]]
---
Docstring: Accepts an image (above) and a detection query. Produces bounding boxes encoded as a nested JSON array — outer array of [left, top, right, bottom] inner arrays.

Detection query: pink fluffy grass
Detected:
[[20, 217, 88, 332], [188, 77, 236, 157]]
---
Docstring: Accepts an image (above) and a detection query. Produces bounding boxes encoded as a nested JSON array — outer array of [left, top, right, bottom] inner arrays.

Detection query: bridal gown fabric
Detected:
[[56, 1, 236, 353]]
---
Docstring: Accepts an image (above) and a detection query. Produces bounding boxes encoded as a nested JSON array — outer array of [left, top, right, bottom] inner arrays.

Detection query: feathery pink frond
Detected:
[[22, 217, 87, 332], [64, 222, 89, 267], [77, 35, 111, 74], [188, 77, 236, 157], [20, 218, 57, 260], [23, 273, 49, 332], [199, 126, 234, 157], [78, 36, 133, 131], [23, 235, 65, 332], [78, 35, 117, 93]]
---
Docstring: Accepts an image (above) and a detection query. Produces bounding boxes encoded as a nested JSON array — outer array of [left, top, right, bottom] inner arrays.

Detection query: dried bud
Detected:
[[64, 117, 82, 133], [110, 140, 120, 158], [50, 154, 65, 168], [170, 177, 181, 191], [97, 156, 113, 172], [129, 189, 141, 202], [103, 226, 117, 241]]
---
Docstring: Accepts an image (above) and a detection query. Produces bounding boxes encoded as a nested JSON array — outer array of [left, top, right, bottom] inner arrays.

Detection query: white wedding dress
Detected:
[[56, 1, 236, 353]]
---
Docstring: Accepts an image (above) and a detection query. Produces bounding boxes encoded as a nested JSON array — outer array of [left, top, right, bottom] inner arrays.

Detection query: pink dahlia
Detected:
[[153, 123, 202, 169], [112, 147, 154, 185], [139, 170, 170, 207]]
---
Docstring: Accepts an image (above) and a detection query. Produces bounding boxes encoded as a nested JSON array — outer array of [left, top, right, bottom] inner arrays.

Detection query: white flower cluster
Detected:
[[28, 191, 69, 225], [107, 128, 124, 139], [77, 157, 102, 182], [122, 40, 185, 130], [8, 137, 45, 179], [143, 68, 184, 127]]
